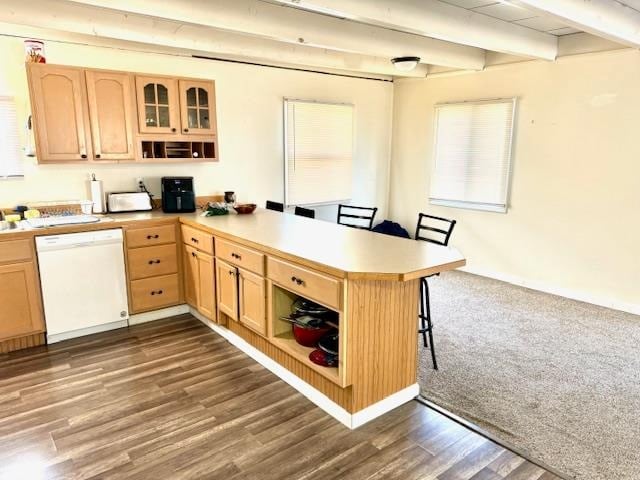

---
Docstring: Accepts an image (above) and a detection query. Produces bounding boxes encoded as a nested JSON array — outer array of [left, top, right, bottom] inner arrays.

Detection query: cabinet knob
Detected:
[[171, 128, 177, 132], [231, 253, 242, 260], [95, 154, 101, 159], [191, 252, 197, 257], [191, 237, 199, 243], [80, 154, 87, 159], [291, 276, 304, 286], [229, 270, 235, 276], [184, 128, 189, 133]]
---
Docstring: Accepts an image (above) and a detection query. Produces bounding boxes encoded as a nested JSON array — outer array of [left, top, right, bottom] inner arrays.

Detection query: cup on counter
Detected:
[[0, 221, 9, 231], [80, 201, 94, 215]]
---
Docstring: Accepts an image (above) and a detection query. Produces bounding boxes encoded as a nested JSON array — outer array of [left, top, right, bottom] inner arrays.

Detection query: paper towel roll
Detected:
[[89, 174, 105, 214]]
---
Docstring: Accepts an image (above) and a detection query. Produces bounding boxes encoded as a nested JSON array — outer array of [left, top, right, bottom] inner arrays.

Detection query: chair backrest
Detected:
[[265, 200, 284, 212], [415, 213, 456, 246], [337, 204, 378, 230], [294, 206, 315, 219]]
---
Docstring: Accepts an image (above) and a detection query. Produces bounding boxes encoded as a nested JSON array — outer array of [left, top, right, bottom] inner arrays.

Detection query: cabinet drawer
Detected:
[[0, 240, 33, 264], [126, 224, 176, 248], [127, 244, 178, 280], [267, 257, 342, 310], [216, 239, 264, 275], [181, 225, 214, 255], [130, 274, 180, 312]]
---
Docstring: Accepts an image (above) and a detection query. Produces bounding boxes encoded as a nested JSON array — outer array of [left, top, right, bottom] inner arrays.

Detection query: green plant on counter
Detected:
[[202, 202, 229, 216]]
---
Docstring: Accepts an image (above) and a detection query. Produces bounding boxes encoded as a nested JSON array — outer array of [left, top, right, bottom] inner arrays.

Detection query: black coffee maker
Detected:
[[161, 177, 196, 213]]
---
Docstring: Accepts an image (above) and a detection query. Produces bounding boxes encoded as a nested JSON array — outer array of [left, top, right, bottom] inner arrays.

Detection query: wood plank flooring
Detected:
[[0, 315, 562, 480]]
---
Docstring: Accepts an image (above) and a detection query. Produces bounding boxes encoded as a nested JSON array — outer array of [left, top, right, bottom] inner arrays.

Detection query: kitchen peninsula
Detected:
[[0, 209, 465, 428]]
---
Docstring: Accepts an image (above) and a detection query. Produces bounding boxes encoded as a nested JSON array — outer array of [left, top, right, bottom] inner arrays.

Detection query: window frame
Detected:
[[0, 96, 25, 180], [429, 97, 517, 214], [283, 98, 355, 208]]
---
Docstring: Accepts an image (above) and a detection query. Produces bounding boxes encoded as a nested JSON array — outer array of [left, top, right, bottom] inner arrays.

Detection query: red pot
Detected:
[[292, 323, 331, 348]]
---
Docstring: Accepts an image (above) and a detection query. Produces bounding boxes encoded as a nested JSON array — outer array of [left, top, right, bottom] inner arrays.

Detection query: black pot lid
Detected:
[[318, 332, 339, 356]]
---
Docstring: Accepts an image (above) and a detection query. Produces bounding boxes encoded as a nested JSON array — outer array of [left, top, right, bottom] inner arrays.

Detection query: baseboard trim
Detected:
[[47, 320, 129, 344], [416, 397, 572, 480], [460, 266, 640, 316], [129, 305, 189, 325], [189, 308, 417, 429]]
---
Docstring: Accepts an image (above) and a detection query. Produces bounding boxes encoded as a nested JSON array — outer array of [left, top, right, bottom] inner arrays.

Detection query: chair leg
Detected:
[[419, 278, 429, 347], [419, 278, 438, 370]]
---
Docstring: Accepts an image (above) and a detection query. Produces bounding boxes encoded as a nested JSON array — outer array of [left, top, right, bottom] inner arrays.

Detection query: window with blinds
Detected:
[[430, 98, 516, 213], [0, 96, 24, 179], [284, 99, 353, 206]]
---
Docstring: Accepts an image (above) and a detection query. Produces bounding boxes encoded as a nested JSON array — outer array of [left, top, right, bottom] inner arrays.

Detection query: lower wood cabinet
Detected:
[[216, 258, 238, 321], [238, 268, 267, 336], [184, 245, 216, 322], [216, 258, 266, 336], [0, 261, 45, 341]]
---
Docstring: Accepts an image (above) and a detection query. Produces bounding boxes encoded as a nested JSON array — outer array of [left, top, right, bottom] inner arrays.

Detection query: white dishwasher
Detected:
[[36, 228, 129, 343]]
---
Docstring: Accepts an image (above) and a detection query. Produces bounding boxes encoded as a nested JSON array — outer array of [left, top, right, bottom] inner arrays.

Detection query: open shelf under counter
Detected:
[[269, 282, 348, 387]]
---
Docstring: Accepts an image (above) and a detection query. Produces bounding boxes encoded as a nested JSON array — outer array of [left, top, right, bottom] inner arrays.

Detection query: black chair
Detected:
[[294, 206, 315, 218], [415, 213, 457, 370], [266, 200, 284, 212], [337, 204, 378, 230]]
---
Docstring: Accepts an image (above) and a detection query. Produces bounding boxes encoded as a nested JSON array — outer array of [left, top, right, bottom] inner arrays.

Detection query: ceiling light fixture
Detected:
[[391, 56, 421, 72]]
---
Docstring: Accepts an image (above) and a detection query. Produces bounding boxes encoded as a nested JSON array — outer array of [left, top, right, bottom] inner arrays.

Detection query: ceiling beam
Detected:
[[512, 0, 640, 48], [62, 0, 486, 70], [265, 0, 557, 60], [0, 1, 431, 77]]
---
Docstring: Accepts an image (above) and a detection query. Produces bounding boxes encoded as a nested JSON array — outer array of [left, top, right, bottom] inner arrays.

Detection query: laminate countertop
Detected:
[[0, 209, 465, 281]]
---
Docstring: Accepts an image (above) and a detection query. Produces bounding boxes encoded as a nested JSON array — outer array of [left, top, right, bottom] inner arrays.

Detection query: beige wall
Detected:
[[0, 35, 393, 221], [389, 49, 640, 313]]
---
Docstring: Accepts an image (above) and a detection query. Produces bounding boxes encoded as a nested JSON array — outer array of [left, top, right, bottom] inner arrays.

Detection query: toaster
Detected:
[[107, 192, 153, 213]]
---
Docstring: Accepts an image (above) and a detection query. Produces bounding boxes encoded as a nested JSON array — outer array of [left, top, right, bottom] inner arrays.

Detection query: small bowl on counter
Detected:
[[233, 203, 257, 215]]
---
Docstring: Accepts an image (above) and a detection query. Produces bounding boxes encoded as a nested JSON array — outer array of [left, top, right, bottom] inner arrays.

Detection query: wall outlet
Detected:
[[135, 177, 144, 190]]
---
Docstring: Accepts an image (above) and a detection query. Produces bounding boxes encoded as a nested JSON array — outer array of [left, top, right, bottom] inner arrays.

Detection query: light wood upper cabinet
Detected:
[[216, 259, 238, 322], [179, 80, 217, 135], [238, 268, 266, 336], [135, 76, 179, 134], [85, 70, 135, 161], [27, 64, 92, 162], [0, 262, 45, 341]]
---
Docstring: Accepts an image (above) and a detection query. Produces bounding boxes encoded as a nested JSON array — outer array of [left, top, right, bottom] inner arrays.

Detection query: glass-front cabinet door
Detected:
[[179, 80, 217, 135], [135, 76, 179, 134]]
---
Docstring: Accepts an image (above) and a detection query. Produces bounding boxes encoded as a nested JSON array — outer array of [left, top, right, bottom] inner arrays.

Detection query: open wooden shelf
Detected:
[[270, 331, 341, 384], [140, 139, 217, 162], [269, 283, 346, 387]]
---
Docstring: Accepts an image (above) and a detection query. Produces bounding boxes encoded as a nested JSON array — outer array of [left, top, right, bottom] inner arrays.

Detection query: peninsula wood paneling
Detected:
[[347, 278, 420, 411]]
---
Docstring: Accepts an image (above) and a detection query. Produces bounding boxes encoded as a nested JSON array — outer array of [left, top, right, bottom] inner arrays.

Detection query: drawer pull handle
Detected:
[[229, 270, 235, 276], [231, 253, 242, 260], [291, 276, 305, 286], [191, 252, 197, 257], [191, 237, 199, 243], [147, 234, 160, 240], [148, 259, 161, 264], [150, 290, 164, 296]]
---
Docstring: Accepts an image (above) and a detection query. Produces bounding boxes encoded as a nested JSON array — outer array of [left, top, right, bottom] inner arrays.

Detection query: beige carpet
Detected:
[[418, 271, 640, 480]]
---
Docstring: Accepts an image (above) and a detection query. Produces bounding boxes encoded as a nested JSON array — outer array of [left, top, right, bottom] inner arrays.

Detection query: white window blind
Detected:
[[0, 96, 24, 179], [285, 99, 353, 206], [430, 98, 516, 213]]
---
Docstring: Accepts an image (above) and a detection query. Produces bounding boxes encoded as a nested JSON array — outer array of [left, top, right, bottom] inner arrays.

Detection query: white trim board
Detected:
[[189, 308, 419, 429], [460, 266, 640, 316], [129, 305, 190, 325]]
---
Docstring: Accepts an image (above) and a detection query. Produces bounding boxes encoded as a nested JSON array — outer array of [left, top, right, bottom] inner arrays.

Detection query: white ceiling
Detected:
[[0, 0, 636, 78], [439, 1, 581, 35]]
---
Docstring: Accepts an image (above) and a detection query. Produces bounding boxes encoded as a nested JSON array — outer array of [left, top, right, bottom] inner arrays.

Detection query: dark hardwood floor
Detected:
[[0, 315, 561, 480]]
